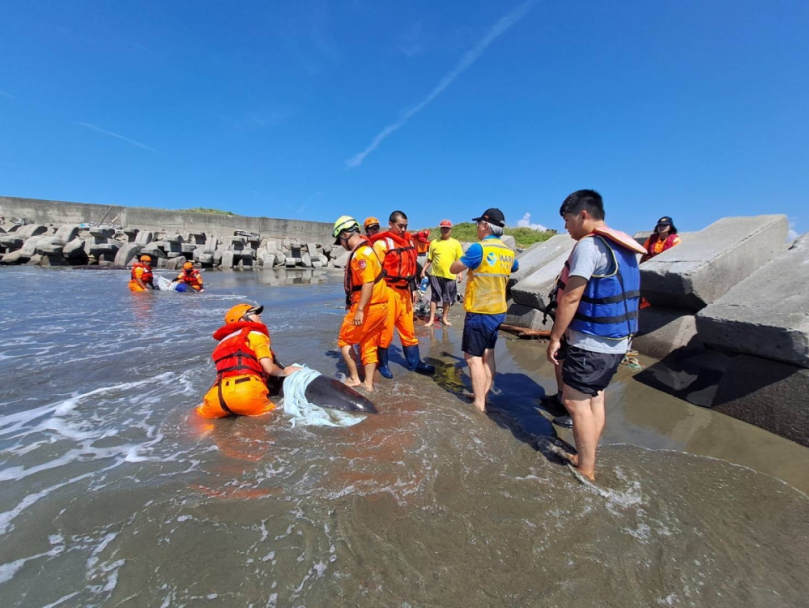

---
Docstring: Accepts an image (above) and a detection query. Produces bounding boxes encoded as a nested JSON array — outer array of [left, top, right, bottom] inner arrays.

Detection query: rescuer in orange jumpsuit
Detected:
[[333, 216, 389, 391], [196, 303, 301, 419], [176, 261, 204, 291], [129, 255, 154, 292], [370, 211, 435, 378]]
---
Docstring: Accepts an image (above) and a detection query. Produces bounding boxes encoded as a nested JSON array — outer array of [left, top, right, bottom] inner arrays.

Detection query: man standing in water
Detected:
[[370, 211, 435, 377], [421, 219, 464, 327], [546, 190, 644, 481], [334, 216, 389, 391], [449, 208, 518, 413]]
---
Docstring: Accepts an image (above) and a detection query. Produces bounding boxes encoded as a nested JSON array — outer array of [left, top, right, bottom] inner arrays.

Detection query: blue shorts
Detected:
[[462, 312, 505, 357]]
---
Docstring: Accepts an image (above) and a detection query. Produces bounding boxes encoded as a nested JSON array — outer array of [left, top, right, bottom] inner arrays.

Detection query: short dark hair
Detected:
[[559, 190, 605, 221], [389, 210, 407, 223]]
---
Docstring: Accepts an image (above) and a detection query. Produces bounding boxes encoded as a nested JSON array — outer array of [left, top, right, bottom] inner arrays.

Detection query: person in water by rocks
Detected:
[[370, 211, 435, 378], [334, 216, 390, 391], [641, 216, 681, 263], [176, 261, 204, 291], [449, 208, 518, 413], [129, 254, 154, 292], [546, 190, 645, 481], [196, 303, 300, 419], [421, 219, 464, 327]]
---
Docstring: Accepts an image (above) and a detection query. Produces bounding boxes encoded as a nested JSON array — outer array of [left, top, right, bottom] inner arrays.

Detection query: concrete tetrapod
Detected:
[[640, 215, 788, 311], [696, 234, 809, 368]]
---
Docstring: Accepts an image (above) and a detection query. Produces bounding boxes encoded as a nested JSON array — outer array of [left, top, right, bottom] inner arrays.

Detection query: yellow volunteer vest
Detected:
[[464, 238, 514, 314]]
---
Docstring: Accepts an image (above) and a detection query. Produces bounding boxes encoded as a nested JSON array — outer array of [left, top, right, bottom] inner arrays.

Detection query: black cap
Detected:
[[472, 207, 506, 227], [656, 216, 673, 226]]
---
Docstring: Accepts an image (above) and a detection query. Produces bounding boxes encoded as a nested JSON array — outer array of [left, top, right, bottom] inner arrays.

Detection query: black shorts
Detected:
[[429, 276, 458, 304], [559, 340, 623, 397], [462, 312, 505, 357]]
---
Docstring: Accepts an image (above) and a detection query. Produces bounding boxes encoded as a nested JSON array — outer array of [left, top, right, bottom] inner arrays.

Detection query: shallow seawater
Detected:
[[1, 267, 808, 607]]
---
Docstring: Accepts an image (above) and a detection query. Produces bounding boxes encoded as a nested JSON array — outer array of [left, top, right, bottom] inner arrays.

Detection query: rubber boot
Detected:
[[377, 347, 393, 379], [402, 344, 435, 376]]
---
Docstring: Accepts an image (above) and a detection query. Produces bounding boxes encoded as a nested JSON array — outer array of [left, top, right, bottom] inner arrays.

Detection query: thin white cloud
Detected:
[[75, 122, 159, 153], [516, 212, 547, 231], [787, 220, 799, 242], [346, 1, 535, 169], [0, 90, 16, 99]]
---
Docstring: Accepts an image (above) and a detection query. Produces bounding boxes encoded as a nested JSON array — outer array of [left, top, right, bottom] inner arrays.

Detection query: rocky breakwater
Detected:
[[504, 214, 809, 446], [0, 222, 347, 271]]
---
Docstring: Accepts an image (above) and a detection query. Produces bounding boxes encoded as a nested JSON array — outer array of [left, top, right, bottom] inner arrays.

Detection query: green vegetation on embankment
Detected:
[[179, 207, 236, 215], [421, 222, 556, 248]]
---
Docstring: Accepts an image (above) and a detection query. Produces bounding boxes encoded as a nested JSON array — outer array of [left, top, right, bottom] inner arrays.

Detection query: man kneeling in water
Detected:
[[196, 303, 300, 418]]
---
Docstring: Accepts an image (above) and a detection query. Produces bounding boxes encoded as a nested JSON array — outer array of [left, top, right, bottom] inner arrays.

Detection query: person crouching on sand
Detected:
[[196, 303, 300, 418]]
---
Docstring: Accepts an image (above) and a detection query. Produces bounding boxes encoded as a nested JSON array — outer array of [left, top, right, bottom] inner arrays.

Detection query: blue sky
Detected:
[[1, 0, 807, 236]]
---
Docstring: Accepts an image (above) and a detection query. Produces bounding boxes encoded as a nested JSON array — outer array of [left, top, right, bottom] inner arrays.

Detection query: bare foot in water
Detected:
[[361, 382, 374, 392], [425, 320, 435, 328], [344, 377, 362, 388], [441, 319, 452, 326]]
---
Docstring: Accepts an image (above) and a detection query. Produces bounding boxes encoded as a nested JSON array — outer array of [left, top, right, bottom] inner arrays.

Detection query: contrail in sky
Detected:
[[75, 122, 159, 153], [345, 1, 535, 169], [0, 90, 16, 99]]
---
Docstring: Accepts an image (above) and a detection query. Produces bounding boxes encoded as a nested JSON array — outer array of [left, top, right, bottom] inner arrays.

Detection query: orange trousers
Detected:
[[337, 300, 388, 365], [196, 374, 275, 419], [380, 286, 418, 348], [129, 280, 149, 292]]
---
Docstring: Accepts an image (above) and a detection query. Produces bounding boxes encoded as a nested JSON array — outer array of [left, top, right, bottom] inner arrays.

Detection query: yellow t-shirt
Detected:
[[245, 331, 272, 362], [427, 237, 464, 279]]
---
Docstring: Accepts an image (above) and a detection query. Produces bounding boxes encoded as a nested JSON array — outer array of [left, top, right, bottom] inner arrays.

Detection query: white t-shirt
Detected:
[[565, 237, 630, 355]]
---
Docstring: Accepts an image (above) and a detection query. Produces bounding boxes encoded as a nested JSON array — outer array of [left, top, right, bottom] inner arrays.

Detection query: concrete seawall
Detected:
[[0, 196, 333, 243]]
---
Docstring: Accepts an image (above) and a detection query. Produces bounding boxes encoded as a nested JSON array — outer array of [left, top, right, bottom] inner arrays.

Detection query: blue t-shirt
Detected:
[[460, 236, 520, 272]]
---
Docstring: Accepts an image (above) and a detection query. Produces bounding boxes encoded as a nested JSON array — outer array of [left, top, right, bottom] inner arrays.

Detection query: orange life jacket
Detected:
[[131, 262, 153, 286], [343, 237, 385, 307], [370, 230, 418, 290], [641, 233, 680, 262], [177, 268, 202, 286], [211, 322, 270, 381]]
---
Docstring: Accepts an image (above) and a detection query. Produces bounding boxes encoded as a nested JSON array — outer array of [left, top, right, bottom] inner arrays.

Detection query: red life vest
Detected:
[[343, 237, 385, 307], [177, 268, 202, 286], [211, 321, 270, 381], [642, 233, 680, 262], [369, 230, 417, 290], [131, 262, 153, 286]]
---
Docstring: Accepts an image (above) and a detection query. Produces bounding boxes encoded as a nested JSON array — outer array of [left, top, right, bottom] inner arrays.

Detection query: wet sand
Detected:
[[0, 267, 807, 606]]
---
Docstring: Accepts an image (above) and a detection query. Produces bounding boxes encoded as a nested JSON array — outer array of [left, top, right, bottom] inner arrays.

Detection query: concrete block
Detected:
[[26, 254, 42, 265], [332, 250, 350, 269], [259, 251, 276, 267], [510, 255, 567, 311], [641, 215, 788, 311], [301, 252, 312, 267], [188, 232, 206, 244], [0, 236, 23, 250], [37, 243, 64, 255], [504, 302, 554, 331], [696, 234, 809, 368], [712, 354, 809, 448], [52, 225, 79, 245], [40, 253, 67, 266], [220, 251, 234, 269], [510, 234, 576, 284], [135, 231, 154, 246], [274, 252, 286, 266], [322, 244, 332, 257], [312, 259, 323, 269], [500, 235, 516, 250], [632, 307, 703, 360], [89, 227, 115, 239], [306, 242, 319, 255], [166, 252, 181, 259], [18, 224, 48, 238], [633, 231, 653, 247], [114, 243, 142, 266], [229, 236, 245, 250], [0, 250, 24, 264], [163, 233, 184, 243], [63, 238, 88, 258], [21, 236, 51, 256], [140, 244, 166, 259], [285, 257, 298, 268], [181, 244, 196, 254], [318, 254, 328, 266], [165, 256, 186, 270], [196, 253, 214, 265], [213, 250, 224, 264]]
